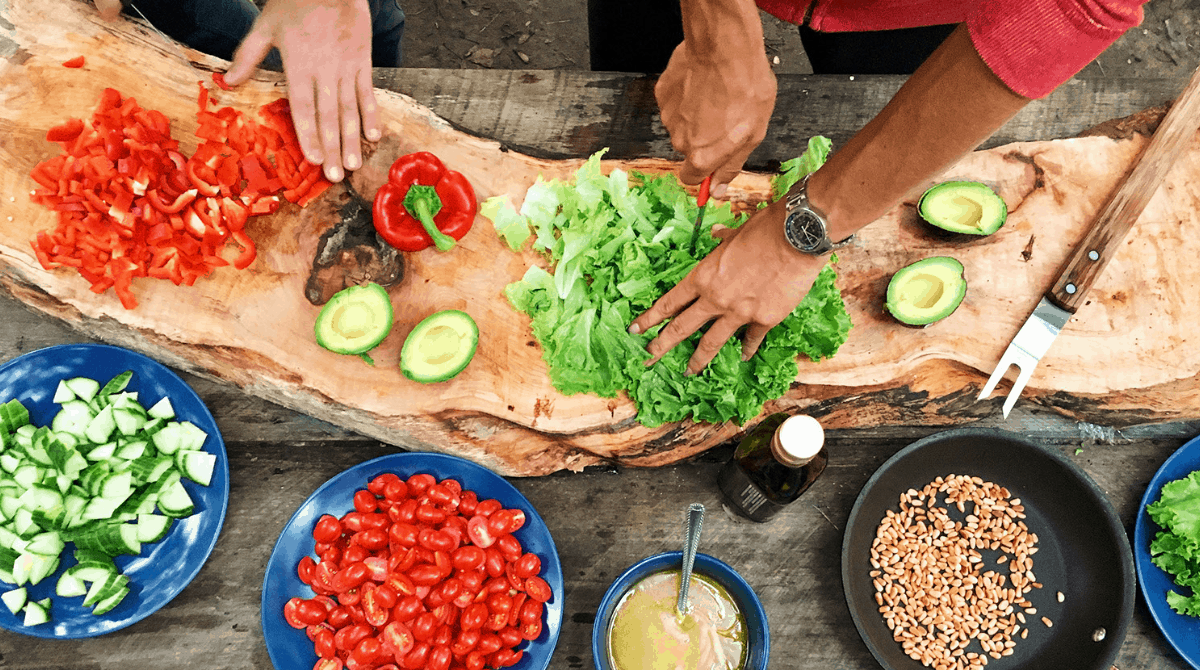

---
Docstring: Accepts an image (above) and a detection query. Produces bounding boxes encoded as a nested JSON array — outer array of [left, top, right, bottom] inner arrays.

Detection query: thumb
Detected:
[[224, 22, 275, 85], [93, 0, 122, 21]]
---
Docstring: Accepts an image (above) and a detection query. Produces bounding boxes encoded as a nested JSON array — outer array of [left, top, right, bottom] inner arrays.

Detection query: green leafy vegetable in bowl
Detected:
[[481, 138, 851, 428], [1147, 469, 1200, 616]]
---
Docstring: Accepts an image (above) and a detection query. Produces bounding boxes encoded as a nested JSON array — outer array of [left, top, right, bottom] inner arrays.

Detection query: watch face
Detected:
[[785, 209, 829, 253]]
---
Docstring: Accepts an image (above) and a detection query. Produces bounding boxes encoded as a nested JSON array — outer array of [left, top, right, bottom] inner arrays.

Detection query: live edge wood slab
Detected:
[[4, 0, 1200, 478], [0, 2, 1199, 670]]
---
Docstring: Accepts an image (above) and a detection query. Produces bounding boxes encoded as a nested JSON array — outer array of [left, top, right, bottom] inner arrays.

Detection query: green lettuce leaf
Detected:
[[481, 137, 850, 426], [771, 136, 833, 201], [1147, 469, 1200, 617]]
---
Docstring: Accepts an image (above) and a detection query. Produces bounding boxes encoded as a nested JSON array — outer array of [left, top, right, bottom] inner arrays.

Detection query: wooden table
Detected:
[[0, 69, 1196, 670]]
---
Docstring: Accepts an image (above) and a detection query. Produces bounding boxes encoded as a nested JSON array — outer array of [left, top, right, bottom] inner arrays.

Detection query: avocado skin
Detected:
[[885, 256, 967, 327], [314, 282, 394, 355], [917, 181, 1007, 236]]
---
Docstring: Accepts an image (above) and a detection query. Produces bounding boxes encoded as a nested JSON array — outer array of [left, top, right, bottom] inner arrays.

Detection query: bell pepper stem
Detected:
[[405, 184, 457, 252]]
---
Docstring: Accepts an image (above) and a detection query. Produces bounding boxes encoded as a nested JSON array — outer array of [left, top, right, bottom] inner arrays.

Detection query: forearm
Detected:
[[679, 0, 764, 64], [809, 24, 1031, 242]]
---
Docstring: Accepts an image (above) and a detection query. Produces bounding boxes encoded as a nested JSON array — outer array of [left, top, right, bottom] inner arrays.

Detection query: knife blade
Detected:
[[690, 174, 712, 248], [124, 1, 212, 87], [978, 63, 1200, 417]]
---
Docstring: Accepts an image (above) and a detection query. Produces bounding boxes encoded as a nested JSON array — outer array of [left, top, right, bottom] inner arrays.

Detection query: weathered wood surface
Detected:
[[4, 0, 1200, 481]]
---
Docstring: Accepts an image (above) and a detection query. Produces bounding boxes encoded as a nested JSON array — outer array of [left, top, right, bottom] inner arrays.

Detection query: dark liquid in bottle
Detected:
[[717, 413, 828, 522]]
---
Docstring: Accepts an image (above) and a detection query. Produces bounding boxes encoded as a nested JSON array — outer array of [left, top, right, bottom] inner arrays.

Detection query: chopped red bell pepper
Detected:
[[212, 72, 232, 91], [62, 56, 85, 68], [372, 152, 477, 252], [45, 118, 84, 143]]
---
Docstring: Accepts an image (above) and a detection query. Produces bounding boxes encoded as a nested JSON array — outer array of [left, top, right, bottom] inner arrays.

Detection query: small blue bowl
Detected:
[[592, 551, 769, 670]]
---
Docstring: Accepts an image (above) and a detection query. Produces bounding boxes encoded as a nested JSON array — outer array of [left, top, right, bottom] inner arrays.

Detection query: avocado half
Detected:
[[886, 257, 967, 326], [314, 283, 394, 359], [917, 181, 1007, 236], [400, 310, 479, 383]]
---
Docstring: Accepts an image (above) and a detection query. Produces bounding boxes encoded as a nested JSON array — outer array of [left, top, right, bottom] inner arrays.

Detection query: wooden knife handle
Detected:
[[1048, 64, 1200, 313]]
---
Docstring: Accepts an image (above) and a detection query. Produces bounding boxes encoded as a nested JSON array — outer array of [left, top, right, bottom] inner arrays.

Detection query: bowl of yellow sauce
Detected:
[[592, 551, 769, 670]]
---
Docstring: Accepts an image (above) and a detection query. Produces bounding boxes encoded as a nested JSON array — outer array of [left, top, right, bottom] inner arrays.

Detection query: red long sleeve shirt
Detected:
[[755, 0, 1147, 98]]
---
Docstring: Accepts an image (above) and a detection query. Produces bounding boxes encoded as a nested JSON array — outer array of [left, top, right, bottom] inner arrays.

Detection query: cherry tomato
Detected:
[[520, 618, 543, 641], [525, 576, 552, 603], [439, 478, 461, 495], [390, 523, 420, 547], [519, 599, 543, 626], [333, 562, 370, 592], [451, 628, 481, 656], [383, 478, 408, 502], [314, 515, 343, 543], [460, 602, 487, 631], [284, 597, 310, 629], [363, 556, 389, 582], [350, 636, 383, 666], [475, 633, 503, 655], [474, 499, 502, 517], [487, 511, 514, 536], [393, 595, 424, 623], [374, 583, 398, 609], [466, 515, 495, 548], [360, 513, 390, 530], [314, 626, 338, 658], [384, 572, 416, 598], [412, 611, 439, 642], [356, 529, 389, 552], [497, 626, 522, 649], [342, 512, 366, 533], [484, 548, 506, 578], [393, 499, 418, 524], [339, 587, 363, 607], [401, 642, 430, 670], [315, 659, 344, 670], [342, 544, 369, 565], [298, 556, 317, 584], [419, 528, 454, 552], [484, 577, 510, 595], [406, 473, 435, 496], [487, 593, 513, 617], [408, 564, 443, 586], [334, 624, 372, 652], [507, 593, 527, 628], [505, 562, 525, 592], [426, 484, 458, 509], [465, 651, 486, 670], [459, 491, 478, 516], [496, 535, 522, 563], [380, 620, 415, 657], [492, 649, 523, 668], [433, 622, 454, 645], [505, 510, 526, 534], [354, 490, 379, 514], [416, 503, 447, 525], [328, 606, 353, 629], [362, 586, 391, 627], [369, 473, 401, 496], [320, 545, 343, 567], [457, 568, 485, 592], [428, 644, 453, 670]]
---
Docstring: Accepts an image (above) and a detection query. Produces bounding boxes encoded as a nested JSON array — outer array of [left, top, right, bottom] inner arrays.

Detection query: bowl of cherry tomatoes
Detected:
[[261, 453, 563, 670]]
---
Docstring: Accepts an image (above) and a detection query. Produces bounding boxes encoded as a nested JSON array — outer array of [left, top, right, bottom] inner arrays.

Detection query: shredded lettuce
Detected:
[[1147, 469, 1200, 616], [483, 139, 850, 427]]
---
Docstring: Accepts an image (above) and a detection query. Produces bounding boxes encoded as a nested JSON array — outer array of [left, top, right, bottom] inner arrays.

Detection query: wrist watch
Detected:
[[782, 173, 854, 255]]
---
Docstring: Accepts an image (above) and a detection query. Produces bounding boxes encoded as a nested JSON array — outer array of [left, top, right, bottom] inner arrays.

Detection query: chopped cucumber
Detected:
[[1, 587, 26, 614], [0, 372, 217, 624]]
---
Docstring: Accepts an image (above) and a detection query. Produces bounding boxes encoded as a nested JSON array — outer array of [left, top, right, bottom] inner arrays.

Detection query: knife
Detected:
[[124, 1, 213, 88], [691, 174, 712, 248], [978, 64, 1200, 418]]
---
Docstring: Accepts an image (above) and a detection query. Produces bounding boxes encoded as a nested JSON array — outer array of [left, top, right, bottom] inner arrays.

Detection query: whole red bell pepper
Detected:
[[372, 152, 476, 252]]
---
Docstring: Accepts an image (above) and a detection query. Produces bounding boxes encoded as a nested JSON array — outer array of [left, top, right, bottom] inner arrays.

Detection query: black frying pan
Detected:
[[842, 427, 1134, 670]]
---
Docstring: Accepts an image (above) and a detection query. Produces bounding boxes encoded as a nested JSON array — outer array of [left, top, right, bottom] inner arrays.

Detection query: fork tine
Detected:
[[1001, 363, 1037, 419], [978, 346, 1021, 401]]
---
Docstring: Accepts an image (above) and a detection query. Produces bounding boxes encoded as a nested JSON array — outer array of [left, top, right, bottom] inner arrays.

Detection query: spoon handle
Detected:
[[677, 503, 706, 614]]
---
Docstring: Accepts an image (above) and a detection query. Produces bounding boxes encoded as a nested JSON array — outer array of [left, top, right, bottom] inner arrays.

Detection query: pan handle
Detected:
[[1047, 64, 1200, 314]]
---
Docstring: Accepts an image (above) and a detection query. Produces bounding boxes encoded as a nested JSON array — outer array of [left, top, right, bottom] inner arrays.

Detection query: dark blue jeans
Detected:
[[127, 0, 405, 70]]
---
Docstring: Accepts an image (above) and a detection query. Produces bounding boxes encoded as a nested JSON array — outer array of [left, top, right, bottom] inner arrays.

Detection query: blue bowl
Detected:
[[591, 551, 769, 670]]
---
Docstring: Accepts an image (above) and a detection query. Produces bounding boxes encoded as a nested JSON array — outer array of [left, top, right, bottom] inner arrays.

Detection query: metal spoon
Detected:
[[677, 503, 705, 615]]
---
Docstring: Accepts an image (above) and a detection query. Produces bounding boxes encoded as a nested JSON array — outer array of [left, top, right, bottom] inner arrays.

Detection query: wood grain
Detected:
[[3, 0, 1200, 477]]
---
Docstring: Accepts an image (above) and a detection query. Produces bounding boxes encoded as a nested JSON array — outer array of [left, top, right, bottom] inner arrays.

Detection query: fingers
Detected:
[[740, 323, 772, 362], [93, 0, 122, 21], [288, 74, 324, 167], [315, 73, 344, 181], [338, 76, 362, 171], [225, 25, 274, 86], [357, 68, 382, 142], [686, 317, 743, 375], [629, 281, 697, 338]]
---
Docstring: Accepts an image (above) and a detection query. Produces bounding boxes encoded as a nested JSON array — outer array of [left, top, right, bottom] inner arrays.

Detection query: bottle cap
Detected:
[[771, 415, 825, 467]]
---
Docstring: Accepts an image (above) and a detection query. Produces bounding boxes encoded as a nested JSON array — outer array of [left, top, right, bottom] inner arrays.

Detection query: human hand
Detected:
[[628, 199, 826, 375], [225, 0, 381, 183], [654, 38, 776, 196], [92, 0, 122, 21]]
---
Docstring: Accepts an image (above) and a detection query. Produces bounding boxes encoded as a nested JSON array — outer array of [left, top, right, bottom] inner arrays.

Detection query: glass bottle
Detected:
[[716, 413, 828, 523]]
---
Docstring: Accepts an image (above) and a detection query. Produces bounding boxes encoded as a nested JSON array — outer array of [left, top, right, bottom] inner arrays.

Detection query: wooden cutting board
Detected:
[[3, 0, 1200, 476]]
